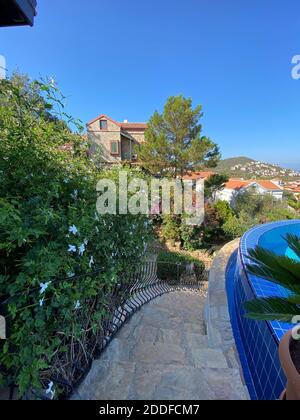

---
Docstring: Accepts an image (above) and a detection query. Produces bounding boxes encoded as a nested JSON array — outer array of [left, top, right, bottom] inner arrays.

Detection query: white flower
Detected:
[[67, 272, 75, 278], [39, 298, 45, 307], [78, 243, 86, 256], [74, 300, 81, 310], [68, 245, 77, 253], [40, 282, 51, 295], [89, 256, 95, 268], [69, 225, 78, 236], [46, 381, 55, 400], [63, 178, 69, 184], [84, 239, 89, 246]]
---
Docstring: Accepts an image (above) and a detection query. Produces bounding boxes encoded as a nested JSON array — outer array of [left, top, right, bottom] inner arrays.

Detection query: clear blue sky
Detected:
[[1, 0, 300, 169]]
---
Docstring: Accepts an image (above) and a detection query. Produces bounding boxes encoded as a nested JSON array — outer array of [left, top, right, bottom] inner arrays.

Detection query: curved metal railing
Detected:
[[0, 260, 205, 400]]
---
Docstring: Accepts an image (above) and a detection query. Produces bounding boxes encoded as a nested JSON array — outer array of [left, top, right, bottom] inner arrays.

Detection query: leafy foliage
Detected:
[[138, 95, 220, 177], [222, 188, 297, 240], [244, 234, 300, 324], [157, 251, 205, 282], [204, 174, 229, 200], [161, 214, 181, 244], [222, 210, 254, 240], [161, 201, 234, 250], [0, 75, 151, 397]]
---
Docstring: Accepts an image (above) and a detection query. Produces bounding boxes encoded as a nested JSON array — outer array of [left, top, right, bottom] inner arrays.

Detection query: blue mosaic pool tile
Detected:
[[226, 220, 300, 400], [240, 220, 300, 342]]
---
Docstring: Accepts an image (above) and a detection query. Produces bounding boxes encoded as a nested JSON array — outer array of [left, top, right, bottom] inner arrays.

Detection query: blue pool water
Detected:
[[226, 220, 300, 400], [286, 247, 300, 261]]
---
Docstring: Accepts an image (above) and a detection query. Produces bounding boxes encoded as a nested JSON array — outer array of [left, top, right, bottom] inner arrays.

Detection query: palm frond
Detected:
[[244, 297, 300, 323], [285, 233, 300, 260], [287, 295, 300, 305], [246, 247, 300, 295]]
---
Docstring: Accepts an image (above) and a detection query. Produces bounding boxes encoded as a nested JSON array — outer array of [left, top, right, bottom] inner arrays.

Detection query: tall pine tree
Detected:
[[138, 96, 220, 177]]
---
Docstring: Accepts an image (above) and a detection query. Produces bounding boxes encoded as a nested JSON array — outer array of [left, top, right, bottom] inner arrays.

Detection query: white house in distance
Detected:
[[215, 179, 284, 205]]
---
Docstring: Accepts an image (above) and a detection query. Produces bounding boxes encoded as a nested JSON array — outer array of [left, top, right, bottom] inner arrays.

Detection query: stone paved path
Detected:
[[72, 289, 247, 400]]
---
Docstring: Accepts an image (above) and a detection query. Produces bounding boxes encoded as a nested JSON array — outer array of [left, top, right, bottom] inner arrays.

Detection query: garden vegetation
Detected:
[[0, 74, 151, 398]]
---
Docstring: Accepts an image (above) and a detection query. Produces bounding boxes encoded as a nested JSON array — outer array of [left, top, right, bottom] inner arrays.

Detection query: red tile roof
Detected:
[[87, 114, 147, 130], [255, 180, 282, 191], [225, 180, 250, 190], [224, 179, 282, 191], [182, 171, 215, 180], [286, 187, 300, 193], [87, 114, 121, 127], [121, 122, 148, 130]]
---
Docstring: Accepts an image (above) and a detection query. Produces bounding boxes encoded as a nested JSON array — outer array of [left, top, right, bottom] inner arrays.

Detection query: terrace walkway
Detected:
[[72, 286, 248, 400]]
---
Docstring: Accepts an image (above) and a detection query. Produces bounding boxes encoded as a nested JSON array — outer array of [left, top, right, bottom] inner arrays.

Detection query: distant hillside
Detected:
[[214, 157, 300, 179], [215, 157, 255, 172]]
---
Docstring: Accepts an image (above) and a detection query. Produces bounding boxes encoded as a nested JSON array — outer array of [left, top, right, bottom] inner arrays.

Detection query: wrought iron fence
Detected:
[[0, 260, 205, 400]]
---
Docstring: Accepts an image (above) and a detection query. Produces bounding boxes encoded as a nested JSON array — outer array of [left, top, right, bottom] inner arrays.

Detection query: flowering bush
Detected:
[[0, 75, 151, 397]]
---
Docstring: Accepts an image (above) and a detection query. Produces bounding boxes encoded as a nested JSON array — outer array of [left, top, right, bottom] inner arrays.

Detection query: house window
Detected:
[[100, 120, 108, 130], [110, 141, 119, 155]]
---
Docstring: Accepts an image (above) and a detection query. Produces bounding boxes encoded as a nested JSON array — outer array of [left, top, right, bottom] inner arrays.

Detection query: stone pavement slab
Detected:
[[73, 289, 248, 400]]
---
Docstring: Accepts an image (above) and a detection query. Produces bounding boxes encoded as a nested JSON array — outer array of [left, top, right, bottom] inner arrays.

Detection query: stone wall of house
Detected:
[[88, 118, 121, 163], [87, 117, 147, 163], [125, 130, 145, 145]]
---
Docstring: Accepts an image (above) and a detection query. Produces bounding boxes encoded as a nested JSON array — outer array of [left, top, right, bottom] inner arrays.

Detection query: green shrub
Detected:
[[161, 214, 181, 243], [157, 251, 205, 282], [222, 211, 255, 239], [180, 218, 203, 251], [0, 75, 151, 397], [214, 200, 234, 223]]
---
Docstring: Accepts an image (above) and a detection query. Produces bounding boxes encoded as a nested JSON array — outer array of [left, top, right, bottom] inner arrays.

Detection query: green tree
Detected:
[[161, 214, 181, 244], [234, 188, 296, 222], [205, 174, 229, 200], [138, 96, 220, 177], [222, 210, 255, 239], [234, 187, 267, 217], [214, 200, 234, 223]]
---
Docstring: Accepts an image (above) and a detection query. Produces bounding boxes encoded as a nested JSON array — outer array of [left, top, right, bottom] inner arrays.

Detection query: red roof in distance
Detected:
[[182, 171, 215, 180], [224, 179, 282, 191]]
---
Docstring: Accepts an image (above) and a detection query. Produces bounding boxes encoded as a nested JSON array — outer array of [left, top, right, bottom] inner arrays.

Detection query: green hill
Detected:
[[212, 156, 300, 179], [215, 157, 255, 172]]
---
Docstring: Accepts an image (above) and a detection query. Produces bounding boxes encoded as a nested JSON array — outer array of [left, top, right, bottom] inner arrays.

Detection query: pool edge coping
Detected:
[[205, 239, 250, 400]]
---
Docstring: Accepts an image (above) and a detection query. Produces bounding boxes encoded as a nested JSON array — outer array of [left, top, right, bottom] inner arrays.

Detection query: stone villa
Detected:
[[87, 114, 147, 163]]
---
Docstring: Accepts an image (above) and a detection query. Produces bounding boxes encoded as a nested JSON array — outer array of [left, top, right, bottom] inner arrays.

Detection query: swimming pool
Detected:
[[226, 220, 300, 400]]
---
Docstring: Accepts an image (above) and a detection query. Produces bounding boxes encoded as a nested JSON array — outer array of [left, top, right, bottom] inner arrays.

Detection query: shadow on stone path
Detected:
[[72, 289, 247, 400]]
